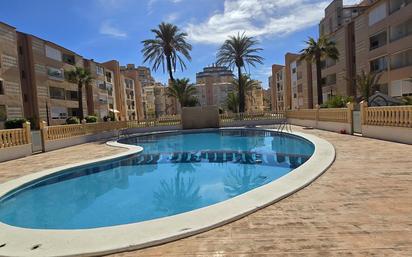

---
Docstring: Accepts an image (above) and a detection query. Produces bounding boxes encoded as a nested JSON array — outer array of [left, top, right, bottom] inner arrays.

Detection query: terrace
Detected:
[[0, 125, 411, 256]]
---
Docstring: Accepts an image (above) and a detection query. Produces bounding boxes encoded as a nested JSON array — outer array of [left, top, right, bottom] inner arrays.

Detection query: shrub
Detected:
[[320, 95, 353, 108], [66, 117, 80, 124], [85, 115, 98, 123], [4, 118, 27, 129]]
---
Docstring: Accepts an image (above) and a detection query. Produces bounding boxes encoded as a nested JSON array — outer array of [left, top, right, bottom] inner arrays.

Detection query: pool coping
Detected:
[[0, 128, 335, 257]]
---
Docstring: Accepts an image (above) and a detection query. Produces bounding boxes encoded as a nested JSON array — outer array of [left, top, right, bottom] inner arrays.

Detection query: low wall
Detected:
[[43, 125, 182, 152], [222, 119, 284, 127], [0, 144, 32, 163], [182, 106, 219, 129], [288, 118, 352, 134], [362, 125, 412, 145]]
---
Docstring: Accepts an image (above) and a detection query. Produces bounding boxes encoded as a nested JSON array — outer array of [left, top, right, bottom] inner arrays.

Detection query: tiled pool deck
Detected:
[[1, 126, 411, 256]]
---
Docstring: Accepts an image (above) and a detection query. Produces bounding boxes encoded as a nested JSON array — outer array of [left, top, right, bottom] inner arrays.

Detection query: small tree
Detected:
[[66, 67, 93, 120], [226, 92, 239, 113], [165, 78, 198, 107], [355, 70, 381, 105]]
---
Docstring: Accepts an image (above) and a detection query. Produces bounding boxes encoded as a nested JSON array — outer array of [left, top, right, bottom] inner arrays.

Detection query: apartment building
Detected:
[[17, 31, 87, 127], [120, 64, 145, 120], [0, 22, 24, 128], [84, 59, 117, 120], [354, 0, 412, 97], [245, 83, 265, 112], [194, 65, 235, 109], [270, 64, 286, 111]]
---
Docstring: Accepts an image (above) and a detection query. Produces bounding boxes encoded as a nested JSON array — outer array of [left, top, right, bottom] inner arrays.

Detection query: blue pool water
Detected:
[[0, 130, 314, 229]]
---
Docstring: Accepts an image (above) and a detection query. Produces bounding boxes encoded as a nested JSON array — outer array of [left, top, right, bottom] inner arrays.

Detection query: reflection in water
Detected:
[[153, 163, 201, 215], [223, 166, 268, 197]]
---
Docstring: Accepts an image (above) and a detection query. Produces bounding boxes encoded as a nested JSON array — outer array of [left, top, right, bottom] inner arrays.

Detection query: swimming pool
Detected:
[[0, 129, 314, 230], [0, 128, 335, 257]]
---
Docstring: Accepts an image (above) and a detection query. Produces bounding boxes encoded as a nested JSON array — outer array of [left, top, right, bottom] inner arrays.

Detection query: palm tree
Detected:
[[66, 67, 93, 120], [299, 36, 339, 105], [216, 32, 264, 113], [226, 92, 239, 113], [142, 22, 192, 82], [355, 70, 381, 105], [165, 78, 198, 107]]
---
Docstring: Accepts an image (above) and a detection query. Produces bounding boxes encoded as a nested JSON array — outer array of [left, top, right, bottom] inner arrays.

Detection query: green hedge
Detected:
[[4, 118, 27, 129], [66, 117, 80, 124], [85, 116, 98, 123]]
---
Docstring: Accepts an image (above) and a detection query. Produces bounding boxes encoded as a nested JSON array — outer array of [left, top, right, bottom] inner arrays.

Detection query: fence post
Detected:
[[347, 102, 354, 134], [315, 105, 320, 128], [23, 121, 32, 144], [360, 101, 368, 125], [81, 119, 87, 135], [40, 121, 47, 152]]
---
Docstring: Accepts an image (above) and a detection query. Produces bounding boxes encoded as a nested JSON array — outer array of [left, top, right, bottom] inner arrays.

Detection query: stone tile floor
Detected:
[[0, 126, 411, 256]]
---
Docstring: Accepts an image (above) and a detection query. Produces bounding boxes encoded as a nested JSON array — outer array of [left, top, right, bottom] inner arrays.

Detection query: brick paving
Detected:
[[0, 126, 411, 256]]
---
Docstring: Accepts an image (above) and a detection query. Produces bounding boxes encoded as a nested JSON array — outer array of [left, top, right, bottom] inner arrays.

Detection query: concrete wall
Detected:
[[362, 125, 412, 145], [182, 106, 219, 129], [0, 144, 32, 163], [288, 118, 352, 134]]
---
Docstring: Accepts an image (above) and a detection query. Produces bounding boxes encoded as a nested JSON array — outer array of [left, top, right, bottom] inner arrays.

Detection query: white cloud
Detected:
[[99, 20, 127, 38], [185, 0, 330, 44]]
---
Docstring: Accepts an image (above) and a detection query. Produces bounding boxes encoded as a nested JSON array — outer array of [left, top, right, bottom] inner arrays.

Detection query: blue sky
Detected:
[[1, 0, 358, 88]]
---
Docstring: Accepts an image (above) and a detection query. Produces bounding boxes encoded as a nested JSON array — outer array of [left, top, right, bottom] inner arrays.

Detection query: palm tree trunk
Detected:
[[78, 83, 84, 120], [315, 52, 323, 105], [237, 65, 245, 113], [166, 55, 174, 82]]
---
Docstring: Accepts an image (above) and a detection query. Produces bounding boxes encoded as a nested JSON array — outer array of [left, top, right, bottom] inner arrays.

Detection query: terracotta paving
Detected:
[[0, 126, 411, 256]]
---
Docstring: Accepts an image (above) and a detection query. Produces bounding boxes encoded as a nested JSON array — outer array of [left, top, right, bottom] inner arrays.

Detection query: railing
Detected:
[[286, 105, 352, 123], [286, 109, 318, 120], [318, 108, 349, 123], [219, 111, 285, 125], [42, 116, 182, 141], [0, 122, 31, 148], [362, 102, 412, 127]]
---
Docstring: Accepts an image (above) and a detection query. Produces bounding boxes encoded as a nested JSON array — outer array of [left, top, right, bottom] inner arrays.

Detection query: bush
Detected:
[[4, 118, 27, 129], [320, 95, 353, 108], [85, 115, 98, 123], [66, 117, 80, 124]]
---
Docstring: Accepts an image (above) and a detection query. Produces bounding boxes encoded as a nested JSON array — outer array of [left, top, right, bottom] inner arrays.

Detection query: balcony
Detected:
[[369, 31, 387, 51], [390, 49, 412, 70], [389, 0, 411, 14]]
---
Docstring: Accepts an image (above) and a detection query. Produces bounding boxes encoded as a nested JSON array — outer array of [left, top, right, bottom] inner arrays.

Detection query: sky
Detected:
[[1, 0, 359, 88]]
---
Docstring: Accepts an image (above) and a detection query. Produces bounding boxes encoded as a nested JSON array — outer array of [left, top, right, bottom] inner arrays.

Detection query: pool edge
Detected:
[[0, 128, 335, 257]]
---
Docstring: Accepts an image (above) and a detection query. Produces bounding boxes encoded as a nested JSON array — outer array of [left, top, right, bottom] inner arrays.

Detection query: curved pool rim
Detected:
[[0, 128, 335, 257]]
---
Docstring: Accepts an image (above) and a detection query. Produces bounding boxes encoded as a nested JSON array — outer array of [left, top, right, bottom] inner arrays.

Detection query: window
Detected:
[[66, 90, 79, 101], [0, 80, 4, 95], [370, 56, 388, 72], [47, 67, 64, 79], [45, 45, 62, 61], [105, 71, 112, 83], [51, 106, 67, 119], [96, 80, 106, 90], [389, 0, 411, 14], [390, 79, 412, 96], [0, 105, 6, 121], [49, 87, 65, 99], [62, 53, 75, 65], [369, 31, 387, 50], [68, 108, 80, 117], [297, 71, 303, 80], [292, 68, 296, 74], [323, 74, 337, 86], [298, 84, 303, 93], [96, 66, 104, 76], [106, 83, 113, 96], [390, 18, 412, 42], [390, 49, 412, 70], [369, 3, 387, 26]]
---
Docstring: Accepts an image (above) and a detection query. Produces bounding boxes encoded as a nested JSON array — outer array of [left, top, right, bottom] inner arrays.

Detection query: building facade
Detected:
[[194, 65, 235, 110], [0, 22, 24, 128], [270, 64, 286, 111], [354, 0, 412, 97], [17, 32, 87, 127]]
